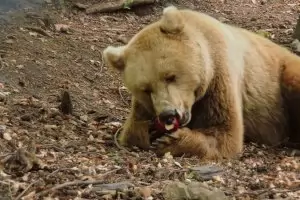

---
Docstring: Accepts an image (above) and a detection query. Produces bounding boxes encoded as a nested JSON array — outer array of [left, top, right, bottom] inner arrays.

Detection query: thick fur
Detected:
[[103, 6, 300, 160]]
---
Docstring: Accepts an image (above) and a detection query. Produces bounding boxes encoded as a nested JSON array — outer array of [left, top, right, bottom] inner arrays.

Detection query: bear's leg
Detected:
[[150, 126, 243, 160], [118, 97, 153, 149], [281, 54, 300, 145]]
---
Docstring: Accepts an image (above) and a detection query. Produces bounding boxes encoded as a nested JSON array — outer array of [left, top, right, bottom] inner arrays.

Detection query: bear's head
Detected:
[[103, 6, 213, 126]]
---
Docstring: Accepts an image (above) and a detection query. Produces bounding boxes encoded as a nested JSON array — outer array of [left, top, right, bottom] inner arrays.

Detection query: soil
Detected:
[[0, 0, 300, 199]]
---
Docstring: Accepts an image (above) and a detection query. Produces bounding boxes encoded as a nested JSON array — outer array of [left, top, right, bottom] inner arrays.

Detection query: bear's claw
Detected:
[[150, 132, 179, 149], [164, 133, 179, 139]]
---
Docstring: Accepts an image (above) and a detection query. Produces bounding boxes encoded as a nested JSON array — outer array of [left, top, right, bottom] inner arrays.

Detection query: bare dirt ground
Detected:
[[0, 0, 300, 199]]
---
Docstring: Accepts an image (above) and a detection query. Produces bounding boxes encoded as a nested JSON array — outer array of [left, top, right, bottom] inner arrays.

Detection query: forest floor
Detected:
[[0, 0, 299, 199]]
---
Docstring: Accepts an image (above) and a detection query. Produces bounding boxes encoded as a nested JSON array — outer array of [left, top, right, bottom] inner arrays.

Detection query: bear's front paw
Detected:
[[149, 128, 188, 156]]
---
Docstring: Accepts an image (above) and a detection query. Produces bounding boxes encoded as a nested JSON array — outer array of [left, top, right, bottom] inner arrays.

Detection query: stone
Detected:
[[163, 181, 191, 200], [291, 39, 300, 53], [80, 115, 88, 122], [163, 181, 228, 200], [3, 132, 12, 141], [0, 125, 6, 134], [187, 182, 228, 200], [189, 164, 223, 181]]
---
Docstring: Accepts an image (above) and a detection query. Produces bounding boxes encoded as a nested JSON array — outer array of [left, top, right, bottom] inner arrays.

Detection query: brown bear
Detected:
[[103, 6, 300, 160]]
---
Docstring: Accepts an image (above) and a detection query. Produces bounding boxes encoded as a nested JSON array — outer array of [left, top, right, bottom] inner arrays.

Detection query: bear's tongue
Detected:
[[154, 116, 180, 132]]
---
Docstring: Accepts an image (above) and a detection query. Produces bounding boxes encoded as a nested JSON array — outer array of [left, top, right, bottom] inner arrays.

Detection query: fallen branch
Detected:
[[257, 186, 300, 198], [73, 3, 89, 10], [23, 26, 52, 37], [35, 168, 120, 197], [85, 0, 157, 14]]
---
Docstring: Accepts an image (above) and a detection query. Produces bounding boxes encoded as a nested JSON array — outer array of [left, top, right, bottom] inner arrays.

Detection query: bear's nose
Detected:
[[158, 109, 180, 125]]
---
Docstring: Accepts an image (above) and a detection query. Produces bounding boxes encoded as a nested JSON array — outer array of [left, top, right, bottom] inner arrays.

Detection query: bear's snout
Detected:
[[158, 109, 191, 127], [158, 109, 179, 124]]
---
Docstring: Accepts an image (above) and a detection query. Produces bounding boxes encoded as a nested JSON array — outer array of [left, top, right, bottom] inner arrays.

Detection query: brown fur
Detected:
[[103, 6, 300, 160]]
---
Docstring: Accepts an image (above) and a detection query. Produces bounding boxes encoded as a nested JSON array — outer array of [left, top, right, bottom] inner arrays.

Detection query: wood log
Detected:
[[85, 0, 157, 14]]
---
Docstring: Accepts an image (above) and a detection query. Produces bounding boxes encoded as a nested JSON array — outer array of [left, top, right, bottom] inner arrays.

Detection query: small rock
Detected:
[[256, 30, 272, 38], [0, 92, 10, 99], [16, 65, 24, 69], [4, 39, 14, 44], [163, 181, 191, 200], [44, 124, 58, 130], [80, 115, 88, 122], [117, 35, 128, 44], [189, 164, 223, 181], [163, 181, 228, 200], [212, 175, 225, 184], [21, 114, 32, 121], [29, 32, 38, 37], [107, 121, 122, 127], [54, 24, 70, 33], [261, 0, 267, 5], [0, 125, 6, 134], [88, 135, 94, 141], [137, 186, 152, 199], [49, 107, 60, 118], [218, 17, 230, 23], [3, 132, 12, 141], [291, 39, 300, 53], [187, 182, 228, 200]]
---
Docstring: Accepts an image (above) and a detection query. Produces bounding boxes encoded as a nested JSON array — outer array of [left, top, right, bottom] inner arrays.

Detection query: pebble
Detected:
[[0, 92, 10, 102], [44, 124, 58, 130], [3, 132, 12, 141], [291, 39, 300, 53], [0, 125, 6, 134], [80, 115, 88, 122], [4, 39, 14, 44], [163, 181, 228, 200], [16, 65, 24, 69]]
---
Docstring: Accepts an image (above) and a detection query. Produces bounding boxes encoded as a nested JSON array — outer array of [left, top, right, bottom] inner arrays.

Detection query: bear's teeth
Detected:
[[165, 124, 174, 131]]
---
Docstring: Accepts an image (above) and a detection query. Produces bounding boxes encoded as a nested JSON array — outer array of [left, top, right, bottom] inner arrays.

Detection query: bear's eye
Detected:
[[165, 75, 176, 83], [143, 88, 152, 94]]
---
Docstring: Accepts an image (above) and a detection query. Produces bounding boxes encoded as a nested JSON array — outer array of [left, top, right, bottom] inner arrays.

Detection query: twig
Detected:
[[23, 26, 52, 37], [114, 127, 140, 157], [15, 180, 40, 200], [73, 3, 89, 10], [118, 86, 129, 106], [0, 181, 10, 185], [114, 127, 124, 151], [0, 153, 14, 157], [257, 186, 300, 198], [85, 0, 157, 14], [35, 169, 120, 197]]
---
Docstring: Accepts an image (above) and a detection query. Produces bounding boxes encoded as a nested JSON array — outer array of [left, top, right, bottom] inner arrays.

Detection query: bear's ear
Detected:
[[103, 46, 126, 71], [159, 6, 184, 34]]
